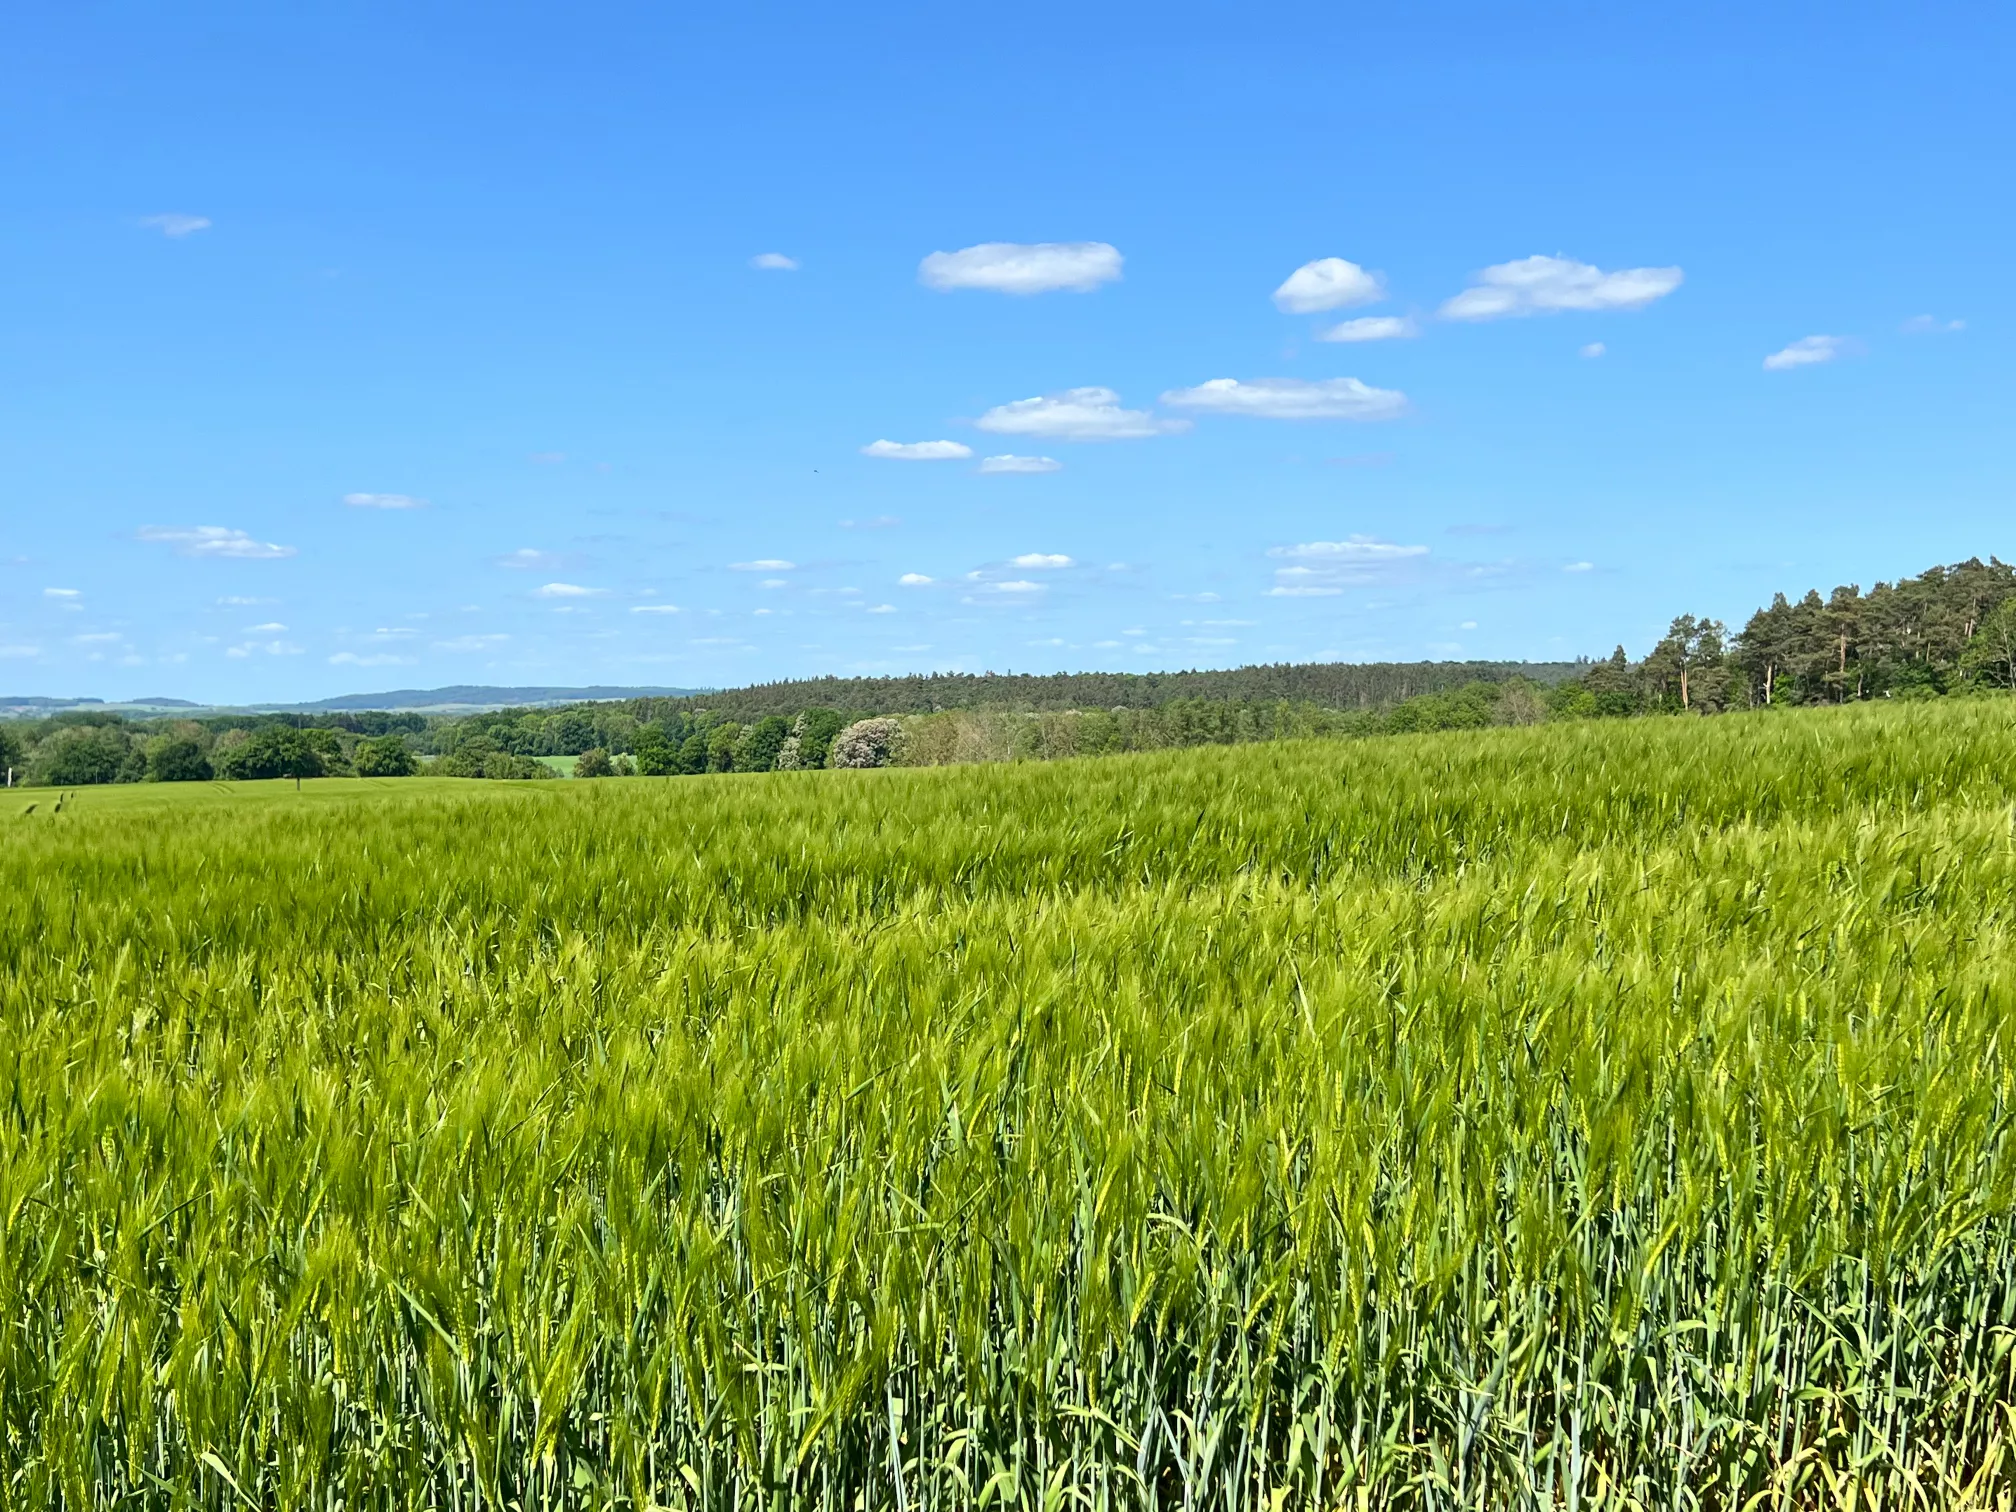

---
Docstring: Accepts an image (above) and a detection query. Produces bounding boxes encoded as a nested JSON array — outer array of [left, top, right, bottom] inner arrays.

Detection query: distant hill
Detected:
[[621, 660, 1587, 722], [286, 685, 707, 712]]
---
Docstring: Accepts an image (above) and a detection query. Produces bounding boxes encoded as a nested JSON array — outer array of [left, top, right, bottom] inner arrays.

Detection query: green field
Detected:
[[6, 701, 2016, 1508]]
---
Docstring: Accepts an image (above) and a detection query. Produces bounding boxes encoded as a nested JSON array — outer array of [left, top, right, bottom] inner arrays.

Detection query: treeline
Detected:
[[6, 554, 2010, 787], [1566, 555, 2016, 715], [621, 659, 1581, 722]]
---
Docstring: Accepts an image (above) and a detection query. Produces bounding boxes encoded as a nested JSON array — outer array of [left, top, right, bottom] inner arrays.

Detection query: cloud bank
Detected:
[[138, 526, 296, 560]]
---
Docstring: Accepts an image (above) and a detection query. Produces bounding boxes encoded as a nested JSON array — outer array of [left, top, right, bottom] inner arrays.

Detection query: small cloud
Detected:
[[534, 582, 609, 598], [1459, 620, 1478, 629], [141, 213, 211, 238], [217, 595, 273, 605], [343, 492, 427, 510], [840, 515, 902, 529], [139, 525, 296, 560], [1010, 553, 1074, 568], [1274, 258, 1384, 314], [1269, 538, 1428, 563], [246, 621, 288, 632], [1900, 314, 1965, 334], [861, 439, 973, 461], [1563, 561, 1595, 572], [630, 604, 683, 614], [0, 644, 41, 659], [750, 252, 799, 270], [866, 603, 897, 614], [760, 578, 788, 589], [434, 633, 510, 652], [899, 573, 934, 586], [73, 632, 122, 644], [328, 652, 416, 667], [226, 639, 303, 657], [1763, 335, 1848, 371], [1162, 377, 1407, 422], [919, 241, 1121, 295], [528, 451, 566, 464], [496, 547, 570, 570], [1440, 255, 1683, 320], [730, 558, 796, 571], [976, 386, 1187, 441], [1316, 315, 1416, 343], [977, 454, 1063, 474], [1580, 342, 1607, 359], [1265, 584, 1345, 598], [993, 580, 1044, 594], [43, 587, 80, 598]]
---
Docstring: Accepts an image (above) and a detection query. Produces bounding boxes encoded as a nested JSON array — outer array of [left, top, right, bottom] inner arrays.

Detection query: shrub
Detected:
[[144, 736, 213, 783], [353, 735, 418, 777], [575, 748, 613, 778], [28, 723, 137, 785], [213, 726, 325, 782], [829, 717, 904, 769]]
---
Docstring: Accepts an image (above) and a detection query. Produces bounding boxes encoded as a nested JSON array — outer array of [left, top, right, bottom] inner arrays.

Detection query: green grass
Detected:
[[5, 701, 2016, 1508]]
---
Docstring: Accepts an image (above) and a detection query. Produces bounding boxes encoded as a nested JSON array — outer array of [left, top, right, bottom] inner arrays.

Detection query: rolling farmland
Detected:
[[5, 700, 2016, 1508]]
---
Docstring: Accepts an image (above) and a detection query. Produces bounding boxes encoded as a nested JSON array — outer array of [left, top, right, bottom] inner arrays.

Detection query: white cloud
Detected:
[[246, 621, 288, 632], [731, 558, 796, 571], [760, 578, 788, 589], [328, 652, 416, 667], [1763, 335, 1848, 370], [1316, 315, 1416, 343], [978, 454, 1063, 474], [344, 492, 426, 509], [1900, 315, 1965, 334], [434, 634, 509, 652], [992, 580, 1044, 594], [43, 587, 80, 598], [1161, 377, 1408, 422], [1273, 258, 1383, 314], [861, 439, 973, 461], [497, 548, 567, 570], [1440, 255, 1683, 320], [138, 526, 296, 560], [226, 639, 303, 657], [142, 213, 210, 238], [217, 595, 273, 605], [1010, 553, 1074, 568], [976, 386, 1186, 441], [631, 604, 683, 614], [898, 573, 934, 586], [534, 582, 608, 598], [751, 252, 799, 270], [1264, 536, 1428, 596], [1269, 538, 1429, 562], [1563, 561, 1595, 572], [1580, 342, 1607, 359], [867, 603, 896, 614], [918, 241, 1121, 295], [0, 644, 41, 659], [73, 632, 122, 644]]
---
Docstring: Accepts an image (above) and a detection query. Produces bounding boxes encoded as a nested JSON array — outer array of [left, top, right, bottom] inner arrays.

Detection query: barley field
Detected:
[[5, 701, 2016, 1509]]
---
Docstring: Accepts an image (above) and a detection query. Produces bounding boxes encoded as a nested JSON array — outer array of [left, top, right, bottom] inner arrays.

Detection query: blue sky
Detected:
[[2, 0, 2008, 701]]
